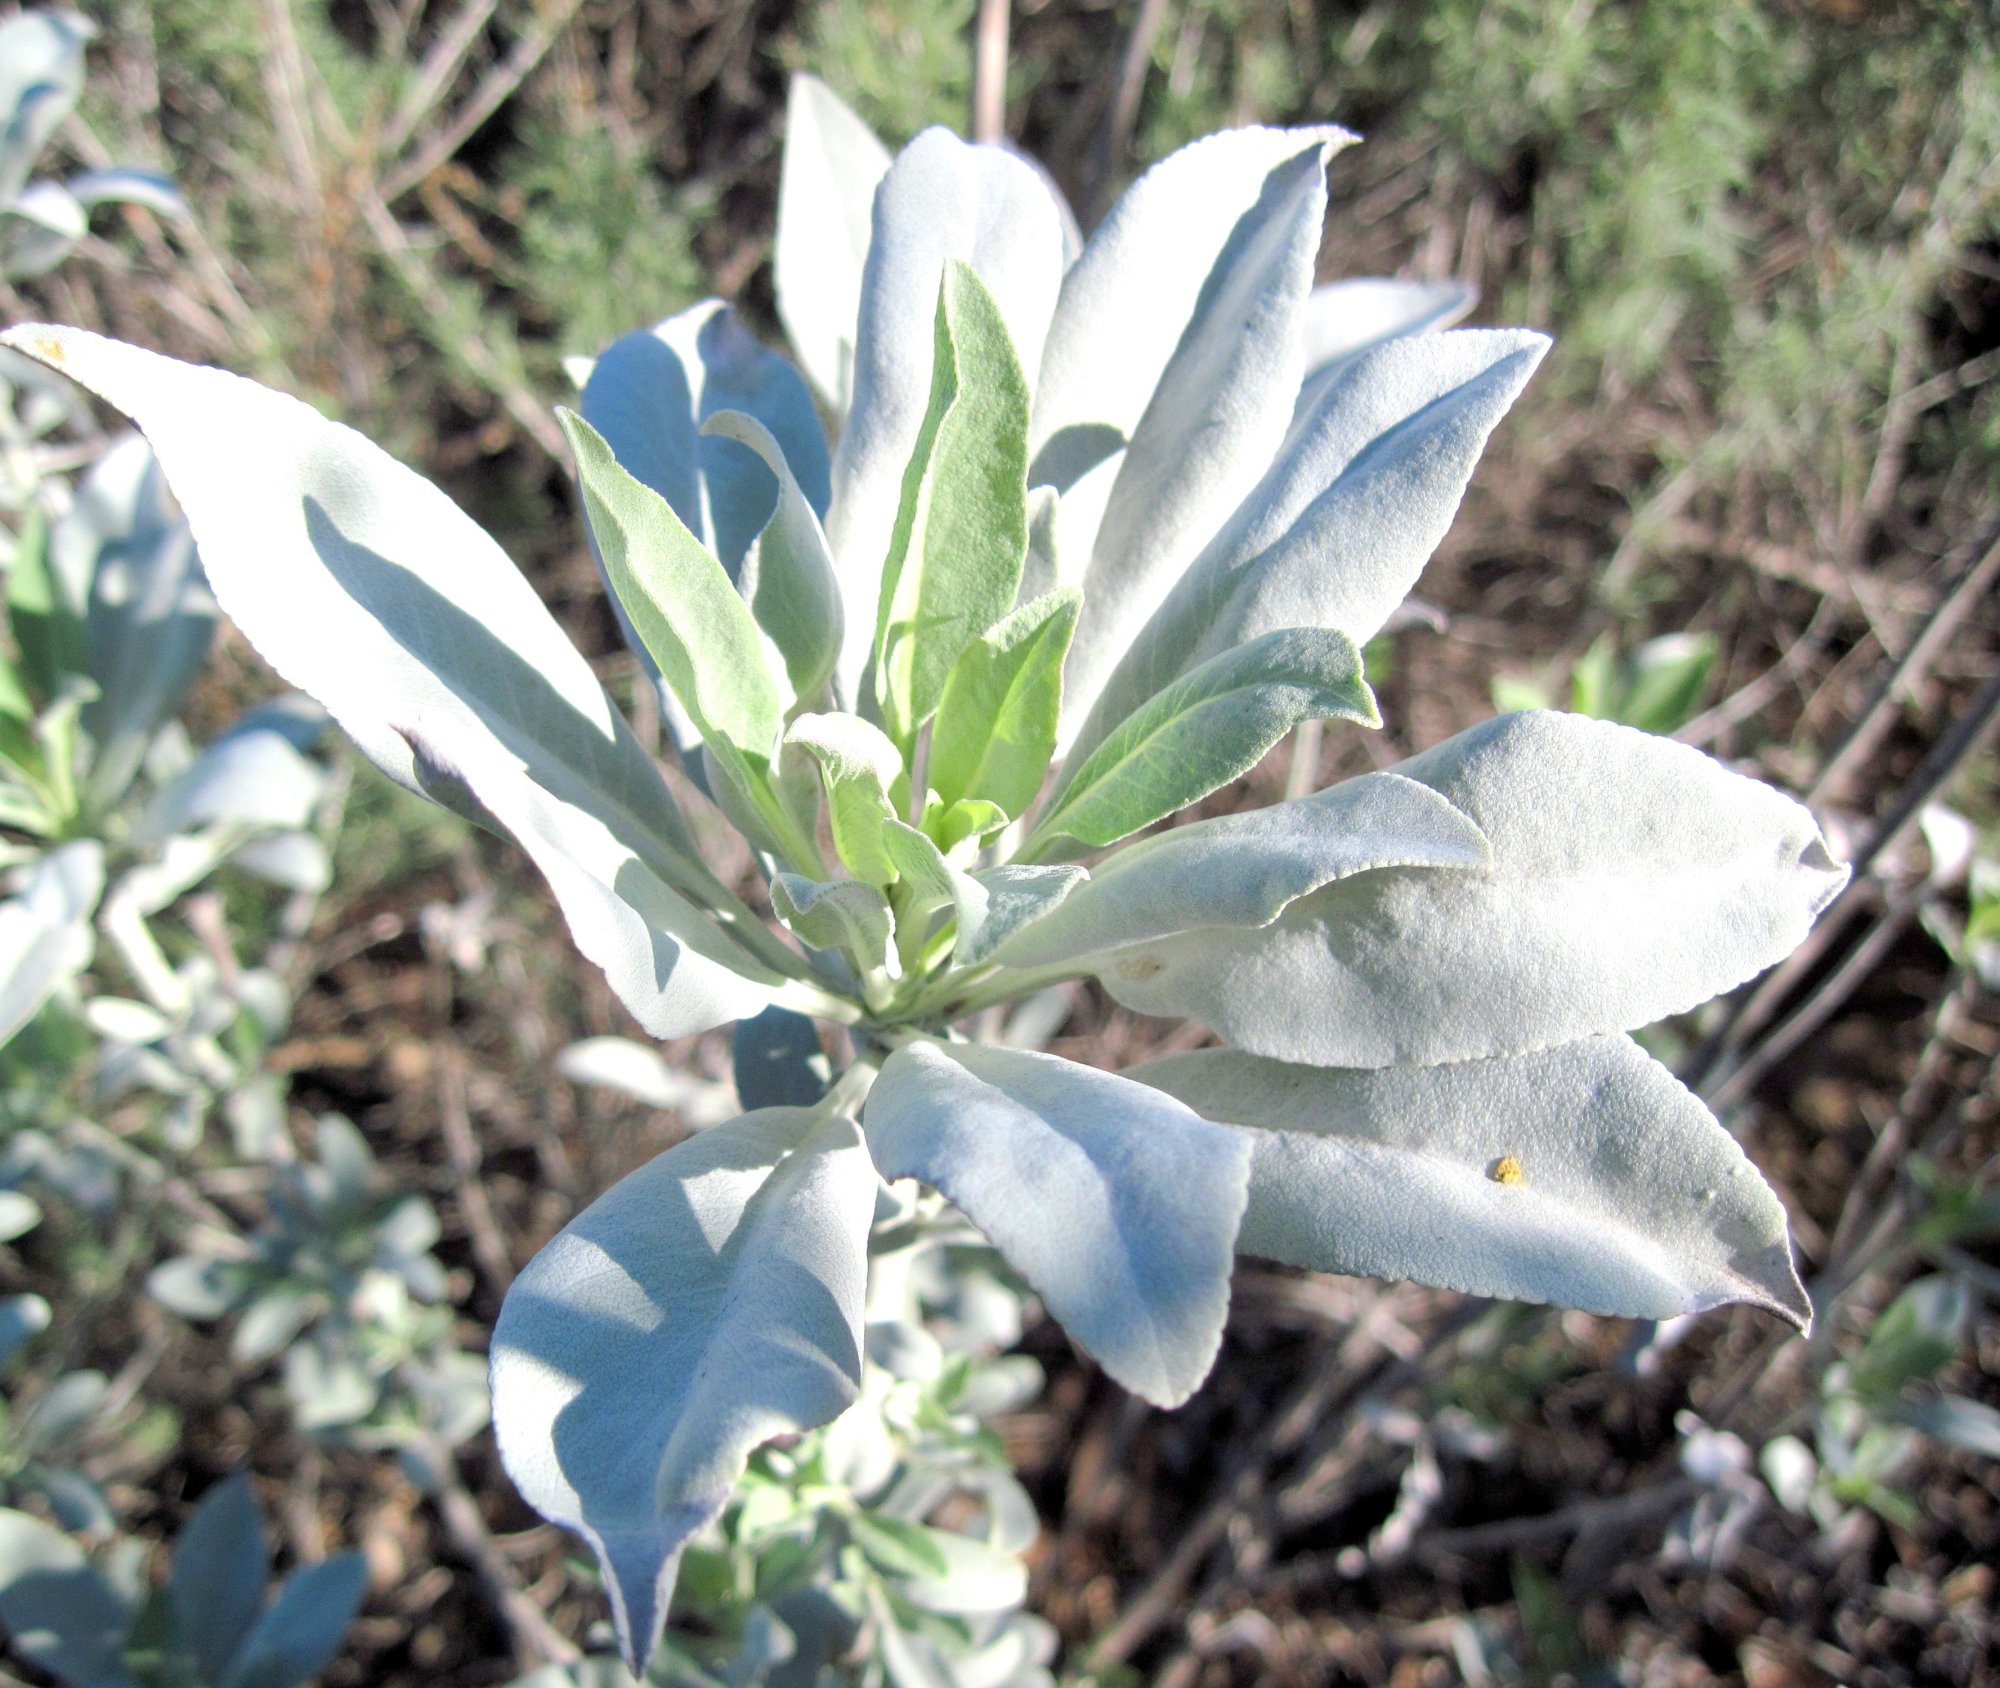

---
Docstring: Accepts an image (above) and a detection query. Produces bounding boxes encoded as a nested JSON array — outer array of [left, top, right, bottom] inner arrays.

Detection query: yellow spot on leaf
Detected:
[[1488, 1155, 1525, 1186]]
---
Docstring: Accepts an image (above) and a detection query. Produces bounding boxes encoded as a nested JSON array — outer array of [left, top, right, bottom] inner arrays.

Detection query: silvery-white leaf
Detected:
[[0, 1507, 136, 1688], [0, 1294, 49, 1368], [827, 129, 1066, 699], [0, 327, 715, 905], [954, 864, 1087, 968], [6, 176, 82, 235], [169, 1473, 268, 1686], [0, 11, 89, 205], [556, 1037, 739, 1126], [0, 1188, 39, 1240], [775, 74, 892, 417], [864, 1042, 1249, 1407], [64, 167, 186, 220], [140, 728, 322, 840], [54, 432, 216, 808], [1295, 277, 1476, 409], [1090, 712, 1848, 1066], [1068, 329, 1546, 768], [1031, 125, 1354, 475], [1063, 145, 1333, 741], [1135, 1036, 1811, 1327], [228, 831, 330, 893], [492, 1110, 875, 1672], [218, 1552, 367, 1688], [403, 711, 785, 1039], [581, 300, 830, 582], [0, 839, 102, 1047], [0, 200, 80, 279], [994, 770, 1487, 968]]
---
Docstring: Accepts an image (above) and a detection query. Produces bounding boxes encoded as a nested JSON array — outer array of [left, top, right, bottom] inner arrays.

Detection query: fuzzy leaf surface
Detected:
[[1071, 330, 1546, 765], [1091, 712, 1848, 1065], [1137, 1037, 1810, 1326], [1030, 626, 1375, 855], [864, 1042, 1249, 1407], [872, 262, 1030, 747], [775, 75, 893, 416], [994, 770, 1486, 968], [491, 1111, 875, 1672], [928, 587, 1077, 819], [0, 327, 713, 908], [827, 129, 1065, 698]]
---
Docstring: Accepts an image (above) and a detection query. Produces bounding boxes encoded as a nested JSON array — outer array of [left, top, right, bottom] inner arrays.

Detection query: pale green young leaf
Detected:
[[925, 796, 1008, 855], [1134, 1036, 1810, 1328], [827, 129, 1066, 698], [491, 1110, 875, 1673], [785, 712, 903, 885], [558, 410, 782, 771], [864, 1042, 1250, 1406], [872, 262, 1031, 747], [928, 586, 1077, 819], [0, 839, 100, 1048], [771, 874, 894, 973], [1028, 626, 1376, 857], [701, 409, 843, 708]]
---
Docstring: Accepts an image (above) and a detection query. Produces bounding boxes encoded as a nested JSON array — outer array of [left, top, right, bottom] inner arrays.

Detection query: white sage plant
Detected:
[[1, 75, 1847, 1673]]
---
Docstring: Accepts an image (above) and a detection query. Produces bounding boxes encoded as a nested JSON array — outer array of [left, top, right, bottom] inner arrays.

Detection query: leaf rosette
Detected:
[[0, 77, 1848, 1672]]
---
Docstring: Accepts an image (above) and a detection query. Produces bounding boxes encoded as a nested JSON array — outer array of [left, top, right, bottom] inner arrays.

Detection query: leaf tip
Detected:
[[0, 323, 72, 368]]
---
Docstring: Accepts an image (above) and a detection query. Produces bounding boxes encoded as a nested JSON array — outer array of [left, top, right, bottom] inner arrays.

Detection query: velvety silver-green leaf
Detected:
[[491, 1110, 876, 1672], [0, 12, 89, 205], [702, 410, 842, 707], [169, 1474, 268, 1686], [928, 588, 1077, 820], [1028, 627, 1376, 856], [785, 711, 902, 885], [772, 874, 894, 973], [0, 838, 101, 1047], [1093, 712, 1848, 1066], [560, 410, 782, 771], [827, 129, 1065, 699], [955, 864, 1088, 968], [1071, 330, 1546, 766], [0, 1506, 136, 1688], [403, 712, 784, 1038], [775, 75, 892, 416], [60, 434, 216, 807], [1135, 1036, 1811, 1327], [1030, 125, 1355, 499], [872, 262, 1031, 747], [0, 327, 713, 908], [218, 1553, 366, 1688], [864, 1042, 1250, 1407], [994, 770, 1486, 969], [1062, 144, 1334, 742], [1294, 277, 1476, 412], [139, 725, 323, 842]]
